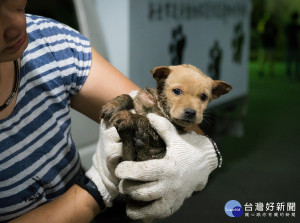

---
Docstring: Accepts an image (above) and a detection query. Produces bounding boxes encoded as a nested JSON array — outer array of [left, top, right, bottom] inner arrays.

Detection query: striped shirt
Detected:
[[0, 14, 91, 222]]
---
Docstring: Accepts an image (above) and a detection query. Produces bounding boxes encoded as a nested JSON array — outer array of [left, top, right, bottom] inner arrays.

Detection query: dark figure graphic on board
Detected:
[[208, 41, 222, 80], [285, 11, 300, 81], [232, 22, 244, 64], [169, 24, 186, 65]]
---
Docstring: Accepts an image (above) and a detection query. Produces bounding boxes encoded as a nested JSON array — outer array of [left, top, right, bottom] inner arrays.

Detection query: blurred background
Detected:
[[25, 0, 299, 222]]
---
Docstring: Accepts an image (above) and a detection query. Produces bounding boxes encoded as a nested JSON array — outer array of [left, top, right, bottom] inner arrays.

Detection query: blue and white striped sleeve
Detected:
[[31, 15, 92, 96], [48, 19, 91, 95]]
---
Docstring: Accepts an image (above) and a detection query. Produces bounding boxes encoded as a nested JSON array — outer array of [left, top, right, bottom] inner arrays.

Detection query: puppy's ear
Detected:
[[151, 66, 170, 81], [211, 81, 232, 99]]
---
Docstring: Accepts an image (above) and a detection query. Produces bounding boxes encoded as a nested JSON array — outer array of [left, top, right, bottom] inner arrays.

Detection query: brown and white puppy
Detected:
[[100, 64, 232, 161]]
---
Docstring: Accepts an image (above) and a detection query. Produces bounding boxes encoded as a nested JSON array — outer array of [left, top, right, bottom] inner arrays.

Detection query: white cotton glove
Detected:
[[86, 120, 123, 207], [115, 113, 219, 220]]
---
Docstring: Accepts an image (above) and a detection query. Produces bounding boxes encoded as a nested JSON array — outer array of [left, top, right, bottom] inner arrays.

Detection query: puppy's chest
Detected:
[[133, 88, 163, 116]]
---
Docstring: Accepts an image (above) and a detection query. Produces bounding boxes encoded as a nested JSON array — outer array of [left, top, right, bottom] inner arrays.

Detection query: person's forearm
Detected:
[[9, 184, 100, 223], [71, 48, 139, 123]]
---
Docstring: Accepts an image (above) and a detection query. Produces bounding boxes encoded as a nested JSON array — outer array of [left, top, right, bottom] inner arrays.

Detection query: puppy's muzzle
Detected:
[[183, 108, 196, 122]]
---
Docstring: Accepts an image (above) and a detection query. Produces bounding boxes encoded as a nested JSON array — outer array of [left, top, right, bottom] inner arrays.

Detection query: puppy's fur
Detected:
[[101, 64, 232, 161]]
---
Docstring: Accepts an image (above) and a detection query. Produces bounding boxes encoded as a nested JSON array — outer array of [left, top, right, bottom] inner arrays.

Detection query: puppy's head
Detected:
[[151, 64, 232, 128]]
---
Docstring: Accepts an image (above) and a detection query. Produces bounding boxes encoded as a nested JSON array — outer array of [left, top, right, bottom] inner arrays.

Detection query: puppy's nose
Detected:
[[184, 108, 196, 119]]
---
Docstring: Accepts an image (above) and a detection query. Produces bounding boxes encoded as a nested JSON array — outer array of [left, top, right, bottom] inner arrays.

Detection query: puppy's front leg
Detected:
[[134, 116, 166, 161], [100, 94, 134, 126], [109, 111, 166, 161]]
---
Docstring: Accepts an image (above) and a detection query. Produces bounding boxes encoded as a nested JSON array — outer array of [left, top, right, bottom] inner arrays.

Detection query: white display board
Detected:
[[92, 0, 251, 107]]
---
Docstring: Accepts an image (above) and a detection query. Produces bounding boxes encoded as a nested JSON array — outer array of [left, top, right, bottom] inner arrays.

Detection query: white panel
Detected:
[[128, 0, 251, 106], [93, 0, 131, 76]]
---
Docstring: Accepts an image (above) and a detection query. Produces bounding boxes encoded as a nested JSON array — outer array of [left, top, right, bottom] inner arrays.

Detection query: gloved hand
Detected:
[[115, 113, 220, 220], [86, 120, 122, 207]]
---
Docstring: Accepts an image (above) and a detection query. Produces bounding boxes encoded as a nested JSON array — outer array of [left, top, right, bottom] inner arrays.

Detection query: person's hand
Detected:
[[115, 113, 220, 220], [85, 90, 139, 208], [86, 120, 122, 207]]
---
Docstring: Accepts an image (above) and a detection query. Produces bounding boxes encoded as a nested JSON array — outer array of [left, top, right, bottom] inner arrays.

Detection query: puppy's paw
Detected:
[[110, 110, 135, 131], [100, 103, 117, 126], [100, 94, 134, 126]]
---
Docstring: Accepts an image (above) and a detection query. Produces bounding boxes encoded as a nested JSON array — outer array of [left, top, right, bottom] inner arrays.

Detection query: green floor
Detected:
[[159, 61, 300, 223]]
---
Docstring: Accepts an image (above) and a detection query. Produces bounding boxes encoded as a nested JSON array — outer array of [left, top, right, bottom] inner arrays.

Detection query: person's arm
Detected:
[[10, 48, 137, 222], [10, 185, 100, 223], [71, 47, 139, 122]]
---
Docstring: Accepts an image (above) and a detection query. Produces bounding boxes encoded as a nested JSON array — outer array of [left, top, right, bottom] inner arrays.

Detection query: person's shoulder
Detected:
[[26, 14, 80, 36], [26, 14, 61, 28], [26, 14, 89, 48]]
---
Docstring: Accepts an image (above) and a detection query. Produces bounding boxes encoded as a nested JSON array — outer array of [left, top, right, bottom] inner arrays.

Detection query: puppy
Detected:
[[100, 64, 232, 161]]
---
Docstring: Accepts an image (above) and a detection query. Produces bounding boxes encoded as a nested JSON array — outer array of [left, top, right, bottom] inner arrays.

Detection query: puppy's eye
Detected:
[[172, 88, 182, 95], [200, 93, 207, 101]]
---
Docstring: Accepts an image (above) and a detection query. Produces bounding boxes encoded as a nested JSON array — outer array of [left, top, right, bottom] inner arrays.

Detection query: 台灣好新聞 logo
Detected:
[[225, 200, 243, 217]]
